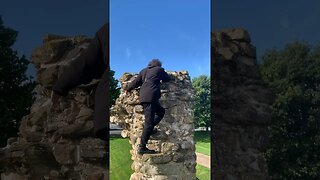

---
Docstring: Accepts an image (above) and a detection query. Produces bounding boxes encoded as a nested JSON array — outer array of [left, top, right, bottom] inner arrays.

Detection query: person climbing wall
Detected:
[[125, 59, 170, 154]]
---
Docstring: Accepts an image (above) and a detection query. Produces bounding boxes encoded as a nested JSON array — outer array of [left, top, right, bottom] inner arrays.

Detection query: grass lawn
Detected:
[[110, 131, 211, 180], [194, 131, 211, 156], [196, 164, 211, 180], [110, 137, 132, 180]]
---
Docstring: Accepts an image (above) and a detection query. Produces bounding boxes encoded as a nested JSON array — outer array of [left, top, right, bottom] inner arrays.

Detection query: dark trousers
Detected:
[[140, 100, 165, 146]]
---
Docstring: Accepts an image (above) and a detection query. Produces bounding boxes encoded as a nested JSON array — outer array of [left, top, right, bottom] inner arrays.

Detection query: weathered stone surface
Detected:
[[76, 107, 94, 124], [31, 37, 73, 66], [79, 138, 107, 163], [212, 29, 273, 179], [1, 172, 28, 180], [52, 141, 77, 165], [147, 154, 172, 164], [37, 64, 59, 88], [111, 71, 197, 179], [0, 35, 108, 179], [55, 123, 93, 138], [215, 28, 251, 43]]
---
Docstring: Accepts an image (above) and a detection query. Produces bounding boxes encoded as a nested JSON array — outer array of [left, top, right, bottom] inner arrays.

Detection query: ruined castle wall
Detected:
[[0, 29, 273, 180], [110, 71, 197, 180], [212, 29, 273, 180], [0, 35, 108, 180]]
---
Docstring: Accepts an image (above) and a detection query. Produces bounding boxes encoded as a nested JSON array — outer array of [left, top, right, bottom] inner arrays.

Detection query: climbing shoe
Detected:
[[151, 128, 158, 135], [138, 146, 156, 155]]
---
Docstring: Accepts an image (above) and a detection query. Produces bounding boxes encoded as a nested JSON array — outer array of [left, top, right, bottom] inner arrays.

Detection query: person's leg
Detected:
[[153, 101, 165, 126], [140, 102, 155, 147]]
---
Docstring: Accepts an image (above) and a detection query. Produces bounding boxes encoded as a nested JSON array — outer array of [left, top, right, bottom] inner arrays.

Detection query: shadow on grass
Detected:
[[195, 131, 211, 143]]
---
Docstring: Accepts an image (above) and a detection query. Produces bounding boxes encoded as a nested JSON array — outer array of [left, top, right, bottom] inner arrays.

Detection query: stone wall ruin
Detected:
[[0, 35, 108, 180], [212, 29, 273, 180], [110, 71, 197, 180], [0, 28, 274, 180]]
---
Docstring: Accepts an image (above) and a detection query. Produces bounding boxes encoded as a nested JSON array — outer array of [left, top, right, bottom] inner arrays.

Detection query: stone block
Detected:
[[52, 141, 76, 165]]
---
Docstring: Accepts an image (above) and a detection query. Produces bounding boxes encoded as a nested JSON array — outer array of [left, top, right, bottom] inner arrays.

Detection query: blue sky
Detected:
[[110, 0, 210, 79], [212, 0, 320, 62], [1, 0, 108, 78], [4, 1, 320, 81]]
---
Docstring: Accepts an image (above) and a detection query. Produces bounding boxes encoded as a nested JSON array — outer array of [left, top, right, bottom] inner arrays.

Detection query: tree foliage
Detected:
[[260, 42, 320, 179], [0, 16, 36, 147], [109, 69, 120, 106], [192, 75, 211, 129]]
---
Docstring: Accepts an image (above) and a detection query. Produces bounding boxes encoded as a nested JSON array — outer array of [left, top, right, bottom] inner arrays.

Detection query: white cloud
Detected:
[[126, 48, 131, 59], [197, 64, 202, 74], [194, 58, 210, 77]]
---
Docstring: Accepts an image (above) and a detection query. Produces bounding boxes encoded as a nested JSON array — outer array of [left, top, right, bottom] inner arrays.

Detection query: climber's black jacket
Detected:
[[52, 23, 109, 140], [126, 62, 170, 103]]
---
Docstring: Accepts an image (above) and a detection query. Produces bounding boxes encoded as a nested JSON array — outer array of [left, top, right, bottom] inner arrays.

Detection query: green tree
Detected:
[[192, 75, 211, 130], [261, 42, 320, 179], [0, 16, 36, 147], [109, 69, 120, 106]]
